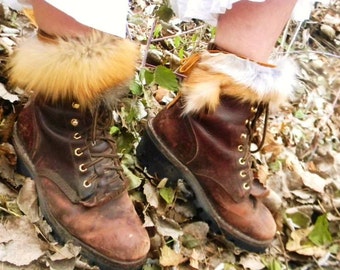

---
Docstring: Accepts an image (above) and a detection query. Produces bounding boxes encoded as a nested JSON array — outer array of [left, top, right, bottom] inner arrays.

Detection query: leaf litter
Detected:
[[0, 1, 339, 269]]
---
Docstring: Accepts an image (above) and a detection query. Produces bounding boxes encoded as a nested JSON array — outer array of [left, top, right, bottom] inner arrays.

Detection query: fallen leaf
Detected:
[[151, 212, 183, 239], [159, 186, 175, 204], [49, 242, 81, 261], [0, 143, 17, 181], [143, 213, 155, 228], [291, 189, 316, 203], [154, 66, 179, 92], [286, 227, 328, 258], [143, 181, 159, 208], [17, 178, 40, 223], [159, 245, 186, 267], [285, 207, 312, 229], [285, 151, 328, 193], [301, 172, 327, 193], [0, 224, 12, 243], [48, 242, 81, 270], [182, 221, 209, 248], [0, 216, 46, 266], [0, 182, 17, 199], [308, 214, 332, 246], [265, 258, 283, 270], [49, 259, 76, 270], [189, 248, 206, 269], [239, 253, 266, 270], [0, 84, 19, 103], [121, 164, 142, 190]]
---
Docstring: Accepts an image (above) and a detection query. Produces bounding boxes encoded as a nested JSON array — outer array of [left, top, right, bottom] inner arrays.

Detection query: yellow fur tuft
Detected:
[[7, 30, 139, 108]]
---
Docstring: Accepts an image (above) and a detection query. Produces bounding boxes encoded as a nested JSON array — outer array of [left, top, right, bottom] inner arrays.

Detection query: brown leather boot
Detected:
[[137, 50, 296, 252], [8, 31, 150, 269]]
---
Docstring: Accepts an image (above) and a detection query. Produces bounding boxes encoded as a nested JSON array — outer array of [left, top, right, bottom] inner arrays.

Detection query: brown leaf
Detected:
[[0, 216, 46, 266], [183, 221, 209, 242], [151, 211, 183, 239], [48, 242, 81, 270], [17, 178, 40, 223], [0, 143, 16, 181], [239, 254, 265, 270], [143, 181, 159, 208], [285, 151, 329, 193]]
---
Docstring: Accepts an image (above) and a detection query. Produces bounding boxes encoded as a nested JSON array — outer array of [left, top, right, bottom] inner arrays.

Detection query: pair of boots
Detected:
[[7, 31, 295, 269]]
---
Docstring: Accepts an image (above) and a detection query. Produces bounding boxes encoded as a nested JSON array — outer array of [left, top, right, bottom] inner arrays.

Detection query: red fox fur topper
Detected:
[[7, 30, 139, 109]]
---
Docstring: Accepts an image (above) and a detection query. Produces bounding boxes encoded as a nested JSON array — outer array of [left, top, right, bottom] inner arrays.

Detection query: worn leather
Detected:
[[151, 96, 276, 243], [15, 99, 150, 267]]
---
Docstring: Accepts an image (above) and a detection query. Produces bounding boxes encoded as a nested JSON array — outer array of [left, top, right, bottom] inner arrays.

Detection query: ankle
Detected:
[[207, 42, 275, 67]]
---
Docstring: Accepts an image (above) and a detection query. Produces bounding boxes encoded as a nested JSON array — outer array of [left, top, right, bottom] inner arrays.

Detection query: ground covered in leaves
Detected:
[[0, 1, 339, 269]]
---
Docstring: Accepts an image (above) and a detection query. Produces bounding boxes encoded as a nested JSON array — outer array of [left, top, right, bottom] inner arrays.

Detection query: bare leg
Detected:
[[215, 0, 297, 62], [31, 0, 93, 37]]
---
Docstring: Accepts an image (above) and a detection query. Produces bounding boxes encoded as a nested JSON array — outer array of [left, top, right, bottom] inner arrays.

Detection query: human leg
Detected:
[[214, 0, 297, 62], [8, 1, 150, 269], [137, 0, 297, 251], [30, 0, 93, 37]]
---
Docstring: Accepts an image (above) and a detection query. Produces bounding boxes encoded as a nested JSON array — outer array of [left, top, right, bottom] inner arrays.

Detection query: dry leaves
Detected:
[[0, 217, 46, 266], [0, 1, 339, 270]]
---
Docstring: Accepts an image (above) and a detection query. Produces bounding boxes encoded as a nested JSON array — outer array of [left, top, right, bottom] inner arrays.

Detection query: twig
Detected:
[[331, 198, 340, 217], [151, 24, 206, 43], [286, 20, 304, 55], [280, 19, 291, 50], [141, 19, 157, 68], [277, 232, 290, 270], [0, 206, 21, 217], [190, 24, 208, 54], [331, 87, 340, 111], [283, 50, 340, 58]]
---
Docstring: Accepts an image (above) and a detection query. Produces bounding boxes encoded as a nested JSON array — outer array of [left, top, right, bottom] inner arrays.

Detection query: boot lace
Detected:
[[248, 103, 269, 154], [238, 103, 269, 191], [72, 102, 127, 206]]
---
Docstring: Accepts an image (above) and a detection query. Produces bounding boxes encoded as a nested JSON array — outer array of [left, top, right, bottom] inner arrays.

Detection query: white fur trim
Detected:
[[181, 52, 297, 114]]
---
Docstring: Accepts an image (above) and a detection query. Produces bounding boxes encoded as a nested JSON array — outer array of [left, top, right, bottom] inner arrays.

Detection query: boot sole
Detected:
[[12, 123, 146, 270], [136, 120, 272, 253]]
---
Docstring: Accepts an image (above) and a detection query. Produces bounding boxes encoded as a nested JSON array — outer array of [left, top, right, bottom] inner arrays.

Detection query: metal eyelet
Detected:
[[74, 148, 83, 157], [240, 170, 247, 178], [74, 133, 81, 140], [72, 102, 80, 109], [238, 145, 244, 152], [79, 164, 87, 172], [83, 180, 91, 188], [243, 182, 250, 190], [71, 118, 79, 127], [250, 106, 258, 113], [240, 133, 247, 139], [239, 157, 246, 165]]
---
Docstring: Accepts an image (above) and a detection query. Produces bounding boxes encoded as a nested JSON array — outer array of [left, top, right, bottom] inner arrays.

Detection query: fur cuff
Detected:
[[180, 52, 297, 114], [7, 30, 139, 109]]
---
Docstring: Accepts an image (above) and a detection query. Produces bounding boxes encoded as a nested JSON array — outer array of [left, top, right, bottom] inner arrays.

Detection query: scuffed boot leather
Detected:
[[13, 98, 150, 269], [137, 97, 276, 252], [136, 50, 296, 252]]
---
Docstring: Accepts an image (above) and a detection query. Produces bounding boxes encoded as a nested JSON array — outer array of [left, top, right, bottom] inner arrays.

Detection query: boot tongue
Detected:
[[37, 100, 128, 207], [80, 174, 127, 207], [250, 178, 269, 198], [79, 107, 128, 207]]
